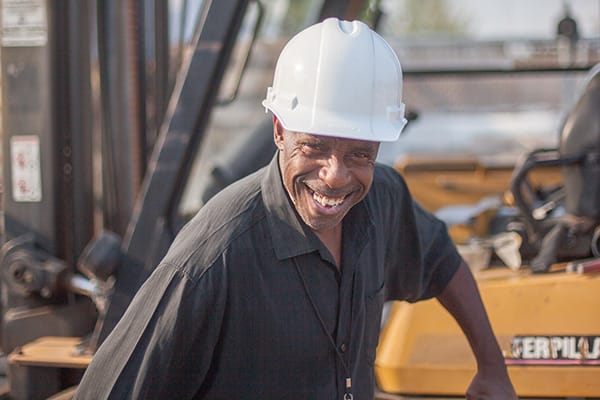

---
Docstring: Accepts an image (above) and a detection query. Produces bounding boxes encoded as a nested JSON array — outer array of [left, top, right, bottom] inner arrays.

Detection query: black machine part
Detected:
[[561, 63, 600, 218], [1, 234, 70, 300], [77, 231, 122, 283], [0, 234, 99, 353], [510, 63, 600, 272]]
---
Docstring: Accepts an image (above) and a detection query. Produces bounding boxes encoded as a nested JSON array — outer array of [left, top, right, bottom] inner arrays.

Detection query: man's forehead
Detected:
[[288, 130, 380, 148]]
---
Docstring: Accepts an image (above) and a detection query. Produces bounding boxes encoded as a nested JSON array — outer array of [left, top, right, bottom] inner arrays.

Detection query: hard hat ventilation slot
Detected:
[[336, 19, 360, 35]]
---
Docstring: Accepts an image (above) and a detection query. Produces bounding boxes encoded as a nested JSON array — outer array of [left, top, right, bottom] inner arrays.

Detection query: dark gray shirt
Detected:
[[75, 154, 461, 400]]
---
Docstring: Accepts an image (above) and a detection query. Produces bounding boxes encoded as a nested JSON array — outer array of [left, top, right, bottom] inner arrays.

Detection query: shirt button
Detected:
[[340, 343, 348, 353]]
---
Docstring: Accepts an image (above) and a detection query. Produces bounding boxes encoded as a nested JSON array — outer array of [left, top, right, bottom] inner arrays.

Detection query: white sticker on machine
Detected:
[[1, 0, 47, 47], [10, 135, 42, 202]]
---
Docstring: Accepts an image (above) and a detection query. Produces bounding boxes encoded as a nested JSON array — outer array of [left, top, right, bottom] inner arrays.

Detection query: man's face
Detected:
[[274, 120, 380, 234]]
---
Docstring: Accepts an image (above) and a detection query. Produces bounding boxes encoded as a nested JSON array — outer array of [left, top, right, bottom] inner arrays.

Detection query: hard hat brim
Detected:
[[263, 100, 407, 142]]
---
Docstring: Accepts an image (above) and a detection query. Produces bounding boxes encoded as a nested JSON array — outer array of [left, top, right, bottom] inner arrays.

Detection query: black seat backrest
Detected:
[[560, 64, 600, 217]]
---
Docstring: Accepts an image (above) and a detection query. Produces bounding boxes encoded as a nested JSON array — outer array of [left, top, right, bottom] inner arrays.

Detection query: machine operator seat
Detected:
[[510, 63, 600, 273]]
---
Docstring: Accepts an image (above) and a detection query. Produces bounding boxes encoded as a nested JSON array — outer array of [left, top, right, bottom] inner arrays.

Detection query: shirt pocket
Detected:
[[364, 284, 385, 365]]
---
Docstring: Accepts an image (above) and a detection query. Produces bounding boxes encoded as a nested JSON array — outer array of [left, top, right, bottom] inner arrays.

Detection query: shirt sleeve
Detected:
[[74, 261, 227, 399], [376, 165, 462, 303], [411, 201, 462, 300]]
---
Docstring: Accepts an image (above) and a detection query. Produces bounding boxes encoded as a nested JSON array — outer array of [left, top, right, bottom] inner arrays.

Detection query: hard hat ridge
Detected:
[[263, 17, 407, 142]]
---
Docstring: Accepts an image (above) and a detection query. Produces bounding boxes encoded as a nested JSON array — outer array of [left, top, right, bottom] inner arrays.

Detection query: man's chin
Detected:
[[301, 213, 345, 233]]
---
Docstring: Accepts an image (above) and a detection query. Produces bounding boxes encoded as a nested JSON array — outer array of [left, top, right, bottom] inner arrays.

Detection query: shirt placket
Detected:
[[338, 204, 373, 398], [335, 266, 355, 399]]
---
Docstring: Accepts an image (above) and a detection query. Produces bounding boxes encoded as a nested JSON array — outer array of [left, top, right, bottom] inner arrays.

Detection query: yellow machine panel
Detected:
[[396, 157, 562, 213], [375, 266, 600, 398]]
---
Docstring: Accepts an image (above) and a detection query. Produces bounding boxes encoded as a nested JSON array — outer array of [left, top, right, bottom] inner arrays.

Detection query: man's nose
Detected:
[[319, 155, 351, 188]]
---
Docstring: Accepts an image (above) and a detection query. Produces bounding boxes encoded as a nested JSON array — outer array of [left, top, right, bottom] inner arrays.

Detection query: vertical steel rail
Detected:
[[99, 0, 251, 343], [50, 0, 95, 265], [96, 0, 144, 236]]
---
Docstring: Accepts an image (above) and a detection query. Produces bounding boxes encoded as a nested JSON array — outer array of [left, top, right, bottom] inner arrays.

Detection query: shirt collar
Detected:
[[261, 153, 374, 262], [262, 153, 319, 260]]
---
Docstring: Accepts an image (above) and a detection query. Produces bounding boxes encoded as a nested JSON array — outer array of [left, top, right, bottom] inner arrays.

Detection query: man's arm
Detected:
[[437, 261, 518, 400], [74, 263, 226, 399]]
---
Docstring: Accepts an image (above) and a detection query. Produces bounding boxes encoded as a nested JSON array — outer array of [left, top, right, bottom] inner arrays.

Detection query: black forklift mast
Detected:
[[0, 0, 254, 397], [99, 0, 254, 342], [0, 0, 253, 354]]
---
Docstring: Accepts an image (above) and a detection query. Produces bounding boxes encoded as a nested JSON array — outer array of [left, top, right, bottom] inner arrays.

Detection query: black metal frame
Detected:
[[0, 0, 98, 354], [99, 0, 252, 342]]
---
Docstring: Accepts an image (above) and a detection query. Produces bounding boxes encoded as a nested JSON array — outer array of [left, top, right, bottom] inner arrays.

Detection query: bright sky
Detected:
[[458, 0, 600, 38], [170, 0, 600, 42], [382, 0, 600, 39]]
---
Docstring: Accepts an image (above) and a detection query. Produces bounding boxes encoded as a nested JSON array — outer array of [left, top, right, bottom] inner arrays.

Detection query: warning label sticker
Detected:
[[10, 135, 42, 202], [1, 0, 47, 47]]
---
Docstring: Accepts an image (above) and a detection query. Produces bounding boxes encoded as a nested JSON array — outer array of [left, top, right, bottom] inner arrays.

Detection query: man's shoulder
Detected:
[[164, 170, 268, 275], [360, 163, 417, 230], [370, 163, 410, 198]]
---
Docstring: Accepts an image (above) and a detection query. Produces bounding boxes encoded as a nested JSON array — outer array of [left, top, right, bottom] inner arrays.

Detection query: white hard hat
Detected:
[[262, 18, 407, 142]]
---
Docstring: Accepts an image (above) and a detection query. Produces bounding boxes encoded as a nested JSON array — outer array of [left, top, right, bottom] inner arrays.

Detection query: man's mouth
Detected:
[[310, 189, 347, 208]]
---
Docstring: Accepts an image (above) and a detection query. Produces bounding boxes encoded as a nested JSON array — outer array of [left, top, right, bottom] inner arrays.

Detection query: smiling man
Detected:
[[75, 18, 517, 400]]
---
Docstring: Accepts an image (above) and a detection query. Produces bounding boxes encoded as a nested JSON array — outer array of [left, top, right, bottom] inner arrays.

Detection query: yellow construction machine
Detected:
[[376, 63, 600, 398]]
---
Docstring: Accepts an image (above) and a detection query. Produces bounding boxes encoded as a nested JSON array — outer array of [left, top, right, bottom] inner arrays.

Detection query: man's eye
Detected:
[[348, 152, 375, 166], [351, 151, 373, 161], [301, 143, 322, 152]]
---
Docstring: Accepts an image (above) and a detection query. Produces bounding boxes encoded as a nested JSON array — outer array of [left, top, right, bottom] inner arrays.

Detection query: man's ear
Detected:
[[273, 115, 284, 150]]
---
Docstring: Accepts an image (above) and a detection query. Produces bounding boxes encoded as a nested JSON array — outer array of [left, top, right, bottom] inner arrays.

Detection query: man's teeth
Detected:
[[313, 191, 345, 207]]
